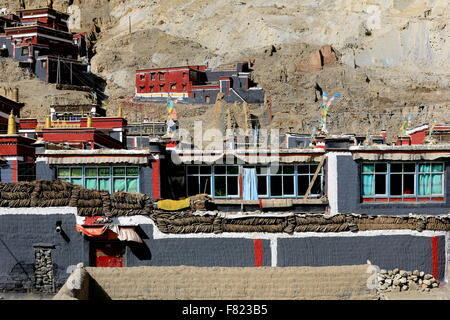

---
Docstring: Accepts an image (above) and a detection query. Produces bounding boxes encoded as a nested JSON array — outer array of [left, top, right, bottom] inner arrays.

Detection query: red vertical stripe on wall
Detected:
[[253, 239, 263, 267], [432, 236, 439, 280], [239, 169, 243, 200], [152, 159, 161, 200]]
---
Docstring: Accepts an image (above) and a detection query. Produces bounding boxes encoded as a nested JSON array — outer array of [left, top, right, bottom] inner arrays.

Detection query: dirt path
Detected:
[[381, 286, 450, 300]]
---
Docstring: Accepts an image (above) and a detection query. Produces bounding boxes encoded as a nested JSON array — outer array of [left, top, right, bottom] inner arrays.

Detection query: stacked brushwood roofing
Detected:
[[1, 181, 450, 232], [0, 180, 153, 216], [150, 211, 450, 234]]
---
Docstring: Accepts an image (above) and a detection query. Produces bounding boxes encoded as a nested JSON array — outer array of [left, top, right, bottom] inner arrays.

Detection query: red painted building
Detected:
[[407, 124, 450, 145], [39, 127, 124, 150], [0, 95, 23, 133], [5, 25, 78, 59], [0, 7, 88, 85], [0, 95, 35, 182], [18, 115, 128, 149], [134, 62, 265, 104], [135, 65, 206, 99], [17, 8, 69, 31]]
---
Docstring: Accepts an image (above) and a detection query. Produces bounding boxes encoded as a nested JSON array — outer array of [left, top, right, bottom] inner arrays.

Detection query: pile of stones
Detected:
[[34, 248, 54, 293], [378, 268, 439, 292]]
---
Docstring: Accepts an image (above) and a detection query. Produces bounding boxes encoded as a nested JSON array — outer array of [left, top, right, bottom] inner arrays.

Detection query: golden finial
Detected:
[[117, 104, 123, 118], [7, 111, 16, 135], [86, 113, 93, 127], [45, 115, 52, 128]]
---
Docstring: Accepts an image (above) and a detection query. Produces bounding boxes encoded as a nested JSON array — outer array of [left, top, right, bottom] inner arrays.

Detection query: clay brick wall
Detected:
[[84, 265, 376, 300]]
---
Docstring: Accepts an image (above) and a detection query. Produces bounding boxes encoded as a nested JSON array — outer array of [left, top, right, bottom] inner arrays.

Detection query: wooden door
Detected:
[[92, 242, 125, 267]]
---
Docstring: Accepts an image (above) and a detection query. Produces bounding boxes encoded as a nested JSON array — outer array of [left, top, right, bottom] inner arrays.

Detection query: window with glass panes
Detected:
[[57, 166, 139, 193], [230, 164, 323, 198], [186, 165, 212, 196], [296, 164, 323, 197], [270, 165, 295, 197], [18, 163, 36, 181], [213, 165, 239, 198], [185, 165, 239, 198], [361, 162, 444, 200]]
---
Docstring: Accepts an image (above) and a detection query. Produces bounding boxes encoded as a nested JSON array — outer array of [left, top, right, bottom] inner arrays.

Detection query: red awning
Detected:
[[76, 222, 143, 243], [76, 224, 108, 237]]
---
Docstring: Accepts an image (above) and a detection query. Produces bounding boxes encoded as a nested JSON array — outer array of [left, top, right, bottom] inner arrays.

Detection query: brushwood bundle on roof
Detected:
[[69, 187, 109, 216], [0, 180, 153, 217], [150, 211, 450, 234], [110, 191, 152, 217], [1, 181, 450, 233]]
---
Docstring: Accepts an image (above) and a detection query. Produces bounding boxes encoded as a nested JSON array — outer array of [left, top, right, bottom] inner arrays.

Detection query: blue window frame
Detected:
[[186, 164, 323, 199], [361, 162, 444, 201], [186, 165, 239, 198]]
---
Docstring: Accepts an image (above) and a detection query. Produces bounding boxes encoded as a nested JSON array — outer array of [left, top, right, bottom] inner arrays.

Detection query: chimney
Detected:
[[13, 87, 19, 102]]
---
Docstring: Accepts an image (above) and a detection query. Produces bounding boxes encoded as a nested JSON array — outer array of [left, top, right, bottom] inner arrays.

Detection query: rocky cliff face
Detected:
[[0, 0, 448, 139]]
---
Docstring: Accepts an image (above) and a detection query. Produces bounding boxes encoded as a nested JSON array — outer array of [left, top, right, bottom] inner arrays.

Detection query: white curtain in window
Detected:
[[243, 168, 258, 200]]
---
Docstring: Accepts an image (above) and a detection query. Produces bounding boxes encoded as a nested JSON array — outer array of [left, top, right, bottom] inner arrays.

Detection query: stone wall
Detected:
[[33, 244, 56, 293]]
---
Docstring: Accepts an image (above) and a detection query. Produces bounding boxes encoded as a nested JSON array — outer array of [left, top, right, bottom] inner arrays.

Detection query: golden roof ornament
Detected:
[[86, 113, 93, 127], [7, 111, 16, 135], [45, 115, 52, 128]]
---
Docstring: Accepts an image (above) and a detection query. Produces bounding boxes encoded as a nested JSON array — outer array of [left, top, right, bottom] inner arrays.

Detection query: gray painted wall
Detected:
[[277, 235, 445, 280], [0, 213, 447, 291], [0, 160, 13, 182], [36, 162, 55, 181], [139, 166, 153, 197], [336, 155, 450, 215], [124, 224, 271, 267], [0, 214, 84, 292]]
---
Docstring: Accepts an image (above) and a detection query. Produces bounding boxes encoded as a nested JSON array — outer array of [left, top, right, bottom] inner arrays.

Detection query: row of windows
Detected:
[[57, 166, 139, 193], [139, 83, 187, 91], [186, 164, 323, 199], [138, 72, 188, 81], [361, 162, 444, 199]]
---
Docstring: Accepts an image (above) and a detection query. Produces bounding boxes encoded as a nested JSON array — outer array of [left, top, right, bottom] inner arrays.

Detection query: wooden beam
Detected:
[[304, 156, 325, 199]]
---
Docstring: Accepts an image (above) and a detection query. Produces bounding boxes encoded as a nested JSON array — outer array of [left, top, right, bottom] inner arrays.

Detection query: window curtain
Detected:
[[431, 174, 442, 194], [418, 174, 431, 196], [99, 178, 110, 191], [418, 164, 431, 196], [362, 174, 374, 196], [85, 178, 97, 190], [126, 178, 138, 193], [243, 168, 258, 200], [71, 178, 82, 186], [113, 178, 126, 192]]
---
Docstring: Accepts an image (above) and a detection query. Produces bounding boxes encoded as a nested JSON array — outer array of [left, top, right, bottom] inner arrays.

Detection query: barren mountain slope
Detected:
[[0, 0, 448, 138]]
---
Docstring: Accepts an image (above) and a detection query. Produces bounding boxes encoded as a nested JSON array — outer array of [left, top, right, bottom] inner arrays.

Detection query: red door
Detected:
[[93, 242, 125, 267]]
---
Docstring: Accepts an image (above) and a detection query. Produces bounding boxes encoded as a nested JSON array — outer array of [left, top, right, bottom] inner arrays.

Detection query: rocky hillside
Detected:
[[0, 0, 448, 138]]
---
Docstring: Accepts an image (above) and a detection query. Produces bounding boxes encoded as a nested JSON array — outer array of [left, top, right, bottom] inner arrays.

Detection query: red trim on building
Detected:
[[18, 118, 38, 130], [239, 169, 243, 200], [362, 197, 444, 203], [253, 239, 263, 267], [11, 159, 17, 182], [152, 158, 161, 200], [432, 236, 439, 280], [40, 127, 124, 149]]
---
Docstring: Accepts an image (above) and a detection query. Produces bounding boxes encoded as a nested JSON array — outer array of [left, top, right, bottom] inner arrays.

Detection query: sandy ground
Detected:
[[2, 289, 450, 300], [0, 292, 55, 300], [381, 285, 450, 300]]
